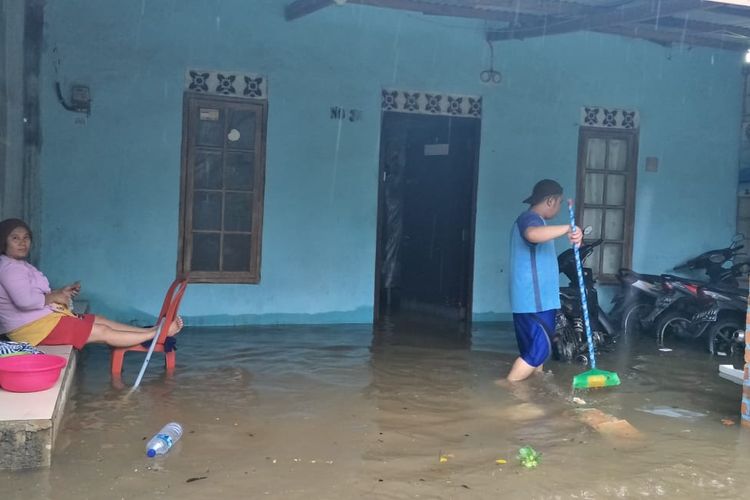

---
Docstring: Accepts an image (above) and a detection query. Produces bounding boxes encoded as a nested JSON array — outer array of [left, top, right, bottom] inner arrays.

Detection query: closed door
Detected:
[[375, 112, 480, 322], [576, 128, 638, 281]]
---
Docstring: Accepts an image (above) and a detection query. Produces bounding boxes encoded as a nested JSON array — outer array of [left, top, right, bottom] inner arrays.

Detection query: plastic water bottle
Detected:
[[146, 422, 183, 457]]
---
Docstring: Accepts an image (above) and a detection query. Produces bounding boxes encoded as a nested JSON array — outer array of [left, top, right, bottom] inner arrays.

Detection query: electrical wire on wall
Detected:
[[52, 46, 90, 115], [52, 47, 75, 112], [480, 39, 502, 84]]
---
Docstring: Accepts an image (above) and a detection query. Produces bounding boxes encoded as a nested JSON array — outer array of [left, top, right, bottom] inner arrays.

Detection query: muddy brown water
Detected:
[[2, 321, 749, 499]]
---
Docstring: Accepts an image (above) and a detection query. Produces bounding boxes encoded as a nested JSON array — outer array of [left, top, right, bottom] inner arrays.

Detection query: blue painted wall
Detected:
[[38, 0, 742, 325]]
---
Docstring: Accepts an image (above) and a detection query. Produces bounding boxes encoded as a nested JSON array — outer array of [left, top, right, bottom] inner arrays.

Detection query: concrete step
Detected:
[[0, 345, 77, 470]]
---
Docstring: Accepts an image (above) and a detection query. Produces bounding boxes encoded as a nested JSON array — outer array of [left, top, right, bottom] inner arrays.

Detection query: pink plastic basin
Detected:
[[0, 354, 67, 392]]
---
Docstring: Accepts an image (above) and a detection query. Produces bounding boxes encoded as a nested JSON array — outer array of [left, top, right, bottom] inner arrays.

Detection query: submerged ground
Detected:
[[2, 321, 749, 499]]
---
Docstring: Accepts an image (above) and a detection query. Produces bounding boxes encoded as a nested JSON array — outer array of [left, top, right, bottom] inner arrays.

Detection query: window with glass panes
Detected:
[[576, 128, 638, 282], [178, 94, 267, 283]]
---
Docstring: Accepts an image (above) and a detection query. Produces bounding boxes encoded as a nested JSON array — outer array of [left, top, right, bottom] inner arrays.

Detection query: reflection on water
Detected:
[[2, 321, 749, 499]]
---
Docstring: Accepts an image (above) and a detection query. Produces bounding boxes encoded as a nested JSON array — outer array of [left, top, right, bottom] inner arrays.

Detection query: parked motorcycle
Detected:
[[611, 269, 663, 339], [611, 235, 747, 339], [554, 238, 615, 363], [697, 285, 747, 366], [652, 263, 750, 350], [652, 274, 714, 348], [674, 236, 746, 286]]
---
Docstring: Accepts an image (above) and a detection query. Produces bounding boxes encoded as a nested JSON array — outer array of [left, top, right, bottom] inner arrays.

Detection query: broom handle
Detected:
[[567, 199, 597, 369], [131, 318, 164, 391]]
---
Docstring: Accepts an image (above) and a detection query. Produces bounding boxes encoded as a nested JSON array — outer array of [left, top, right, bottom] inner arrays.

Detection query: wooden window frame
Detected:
[[576, 127, 639, 284], [177, 92, 268, 284]]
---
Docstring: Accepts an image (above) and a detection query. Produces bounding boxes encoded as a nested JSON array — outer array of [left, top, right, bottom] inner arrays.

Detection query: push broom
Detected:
[[129, 320, 165, 393], [568, 199, 621, 390]]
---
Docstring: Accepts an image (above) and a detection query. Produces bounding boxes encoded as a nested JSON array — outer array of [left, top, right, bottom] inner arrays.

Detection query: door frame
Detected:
[[575, 127, 639, 282], [372, 111, 481, 324]]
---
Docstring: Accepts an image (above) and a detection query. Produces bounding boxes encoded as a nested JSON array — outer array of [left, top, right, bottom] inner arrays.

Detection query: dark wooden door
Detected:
[[375, 112, 480, 322]]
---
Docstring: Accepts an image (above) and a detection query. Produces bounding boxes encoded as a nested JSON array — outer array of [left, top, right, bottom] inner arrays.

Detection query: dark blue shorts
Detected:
[[512, 310, 557, 368]]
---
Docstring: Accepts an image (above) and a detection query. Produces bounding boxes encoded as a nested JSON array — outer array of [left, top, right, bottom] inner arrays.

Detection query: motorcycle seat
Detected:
[[660, 273, 707, 285], [618, 269, 661, 282]]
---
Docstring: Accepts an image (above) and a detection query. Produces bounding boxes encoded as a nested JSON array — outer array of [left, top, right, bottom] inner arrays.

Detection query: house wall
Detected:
[[1, 0, 43, 253], [1, 0, 26, 221], [38, 0, 743, 325]]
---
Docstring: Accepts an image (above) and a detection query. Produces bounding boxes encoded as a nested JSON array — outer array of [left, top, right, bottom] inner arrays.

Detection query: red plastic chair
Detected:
[[110, 278, 188, 378]]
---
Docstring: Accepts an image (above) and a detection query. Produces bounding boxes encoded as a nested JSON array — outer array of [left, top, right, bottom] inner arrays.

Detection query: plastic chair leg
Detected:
[[165, 351, 176, 374], [111, 349, 125, 377]]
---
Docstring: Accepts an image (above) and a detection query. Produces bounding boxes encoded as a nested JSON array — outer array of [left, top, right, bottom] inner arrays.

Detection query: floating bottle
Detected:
[[146, 422, 183, 457]]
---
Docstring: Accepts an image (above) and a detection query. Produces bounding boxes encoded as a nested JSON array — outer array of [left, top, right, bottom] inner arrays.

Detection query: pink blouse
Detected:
[[0, 255, 55, 333]]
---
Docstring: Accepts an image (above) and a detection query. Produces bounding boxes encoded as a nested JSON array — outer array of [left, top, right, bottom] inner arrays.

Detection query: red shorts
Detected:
[[39, 314, 96, 350]]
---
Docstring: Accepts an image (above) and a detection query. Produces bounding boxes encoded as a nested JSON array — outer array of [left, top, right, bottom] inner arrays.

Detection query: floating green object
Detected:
[[517, 445, 541, 469], [572, 368, 621, 390]]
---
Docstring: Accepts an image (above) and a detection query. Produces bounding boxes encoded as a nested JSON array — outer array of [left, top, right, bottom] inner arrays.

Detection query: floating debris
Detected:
[[636, 406, 706, 419], [495, 459, 507, 465], [186, 476, 207, 483], [517, 446, 541, 469]]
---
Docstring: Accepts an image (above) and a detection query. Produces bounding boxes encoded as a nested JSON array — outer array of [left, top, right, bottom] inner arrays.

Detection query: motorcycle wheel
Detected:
[[554, 316, 578, 362], [707, 318, 744, 366], [620, 302, 653, 338], [654, 310, 692, 349]]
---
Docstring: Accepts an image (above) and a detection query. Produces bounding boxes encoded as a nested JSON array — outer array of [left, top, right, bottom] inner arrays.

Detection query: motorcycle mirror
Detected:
[[709, 253, 726, 264], [583, 226, 593, 236]]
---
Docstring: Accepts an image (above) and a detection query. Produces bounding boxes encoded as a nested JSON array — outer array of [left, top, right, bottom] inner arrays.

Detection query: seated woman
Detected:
[[0, 218, 182, 349]]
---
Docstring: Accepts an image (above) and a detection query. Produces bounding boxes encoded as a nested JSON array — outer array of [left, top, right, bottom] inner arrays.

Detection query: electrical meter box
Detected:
[[71, 85, 91, 114]]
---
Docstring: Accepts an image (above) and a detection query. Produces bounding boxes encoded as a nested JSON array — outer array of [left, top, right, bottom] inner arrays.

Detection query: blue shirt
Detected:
[[509, 211, 561, 313]]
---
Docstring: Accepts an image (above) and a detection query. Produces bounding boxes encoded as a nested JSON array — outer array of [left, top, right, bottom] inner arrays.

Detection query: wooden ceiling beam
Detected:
[[641, 15, 750, 38], [285, 0, 335, 21], [285, 0, 546, 22], [487, 0, 713, 41], [445, 0, 597, 16], [284, 0, 750, 53], [348, 0, 539, 23], [596, 23, 749, 51], [713, 5, 750, 19]]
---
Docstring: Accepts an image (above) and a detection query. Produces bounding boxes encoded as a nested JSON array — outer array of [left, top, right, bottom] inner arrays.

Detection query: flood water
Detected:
[[3, 320, 750, 499]]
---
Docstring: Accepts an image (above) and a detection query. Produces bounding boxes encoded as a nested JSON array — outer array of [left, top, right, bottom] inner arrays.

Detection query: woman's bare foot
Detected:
[[167, 316, 184, 336]]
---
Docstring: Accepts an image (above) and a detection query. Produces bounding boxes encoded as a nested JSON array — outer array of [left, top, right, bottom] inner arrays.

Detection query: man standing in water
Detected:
[[507, 180, 582, 382]]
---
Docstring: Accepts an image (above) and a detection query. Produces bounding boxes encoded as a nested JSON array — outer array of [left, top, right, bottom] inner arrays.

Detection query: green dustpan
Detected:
[[572, 368, 621, 390]]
